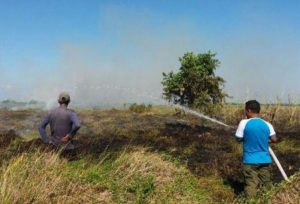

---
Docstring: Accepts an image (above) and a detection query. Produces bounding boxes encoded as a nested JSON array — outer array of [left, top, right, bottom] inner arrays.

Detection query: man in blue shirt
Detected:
[[235, 100, 278, 197], [39, 92, 81, 150]]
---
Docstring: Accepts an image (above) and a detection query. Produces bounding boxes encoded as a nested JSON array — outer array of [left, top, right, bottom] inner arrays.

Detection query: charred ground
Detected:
[[0, 105, 299, 203]]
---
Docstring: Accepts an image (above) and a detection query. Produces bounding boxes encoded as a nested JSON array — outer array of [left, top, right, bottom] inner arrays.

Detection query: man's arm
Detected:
[[38, 115, 51, 144], [267, 122, 278, 143], [235, 120, 246, 142], [270, 135, 278, 143], [66, 111, 81, 139]]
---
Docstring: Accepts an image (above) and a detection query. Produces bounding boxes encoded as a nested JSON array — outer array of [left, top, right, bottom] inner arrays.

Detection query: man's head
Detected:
[[58, 92, 71, 105], [245, 100, 260, 118]]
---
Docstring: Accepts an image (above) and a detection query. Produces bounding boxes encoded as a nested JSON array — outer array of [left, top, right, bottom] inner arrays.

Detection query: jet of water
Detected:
[[171, 104, 233, 128]]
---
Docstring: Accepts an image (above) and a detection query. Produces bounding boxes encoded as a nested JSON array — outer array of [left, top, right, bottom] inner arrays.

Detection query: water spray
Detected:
[[172, 104, 232, 128], [172, 103, 290, 182]]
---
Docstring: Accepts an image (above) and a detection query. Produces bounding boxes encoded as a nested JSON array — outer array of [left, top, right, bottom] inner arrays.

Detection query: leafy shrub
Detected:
[[162, 52, 227, 115]]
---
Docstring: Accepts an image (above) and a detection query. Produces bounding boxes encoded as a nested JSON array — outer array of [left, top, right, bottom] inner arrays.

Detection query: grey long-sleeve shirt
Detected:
[[38, 104, 81, 149]]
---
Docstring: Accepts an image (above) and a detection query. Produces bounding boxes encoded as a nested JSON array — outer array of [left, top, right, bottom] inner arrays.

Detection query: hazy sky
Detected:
[[0, 0, 300, 105]]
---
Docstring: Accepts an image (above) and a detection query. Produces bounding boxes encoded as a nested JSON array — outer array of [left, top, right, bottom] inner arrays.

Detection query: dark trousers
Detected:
[[243, 164, 272, 197]]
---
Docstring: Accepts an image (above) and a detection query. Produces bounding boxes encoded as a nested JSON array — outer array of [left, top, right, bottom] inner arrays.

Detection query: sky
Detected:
[[0, 0, 300, 106]]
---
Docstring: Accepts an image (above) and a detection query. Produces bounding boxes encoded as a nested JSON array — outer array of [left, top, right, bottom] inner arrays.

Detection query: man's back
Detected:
[[244, 118, 271, 151], [48, 106, 73, 140], [236, 118, 275, 164], [39, 104, 80, 149]]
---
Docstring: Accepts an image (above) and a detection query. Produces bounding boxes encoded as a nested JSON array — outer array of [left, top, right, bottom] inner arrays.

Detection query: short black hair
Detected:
[[58, 97, 70, 105], [245, 100, 260, 113]]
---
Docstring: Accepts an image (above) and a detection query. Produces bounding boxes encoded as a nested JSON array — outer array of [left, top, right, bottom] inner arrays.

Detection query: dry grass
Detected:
[[0, 151, 113, 204], [0, 104, 299, 203], [271, 173, 300, 204], [220, 103, 300, 131], [110, 148, 221, 203], [234, 172, 300, 204]]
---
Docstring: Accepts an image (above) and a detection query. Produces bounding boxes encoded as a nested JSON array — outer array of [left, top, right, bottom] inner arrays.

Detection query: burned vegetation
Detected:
[[0, 105, 299, 203]]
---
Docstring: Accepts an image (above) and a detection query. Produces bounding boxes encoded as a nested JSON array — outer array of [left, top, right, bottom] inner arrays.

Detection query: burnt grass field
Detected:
[[0, 105, 299, 203]]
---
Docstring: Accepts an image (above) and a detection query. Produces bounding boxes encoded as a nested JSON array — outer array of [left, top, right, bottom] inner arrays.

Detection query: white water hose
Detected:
[[269, 147, 290, 182], [172, 104, 290, 182]]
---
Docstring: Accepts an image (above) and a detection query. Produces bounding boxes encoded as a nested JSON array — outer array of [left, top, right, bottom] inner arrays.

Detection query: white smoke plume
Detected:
[[1, 5, 200, 108], [1, 2, 300, 107]]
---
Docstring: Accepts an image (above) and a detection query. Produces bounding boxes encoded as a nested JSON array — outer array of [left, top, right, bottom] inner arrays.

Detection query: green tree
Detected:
[[162, 51, 227, 114]]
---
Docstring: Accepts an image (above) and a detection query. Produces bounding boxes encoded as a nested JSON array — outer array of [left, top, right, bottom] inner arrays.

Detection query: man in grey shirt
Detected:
[[39, 92, 81, 150]]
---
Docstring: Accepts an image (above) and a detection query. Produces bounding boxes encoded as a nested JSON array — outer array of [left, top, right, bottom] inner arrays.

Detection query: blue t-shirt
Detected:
[[235, 118, 276, 164]]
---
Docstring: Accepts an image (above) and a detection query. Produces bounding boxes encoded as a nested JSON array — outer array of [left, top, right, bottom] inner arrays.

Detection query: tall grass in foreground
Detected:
[[0, 147, 234, 203], [0, 150, 110, 204]]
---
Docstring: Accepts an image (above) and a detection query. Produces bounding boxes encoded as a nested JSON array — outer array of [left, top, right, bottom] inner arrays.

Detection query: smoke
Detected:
[[217, 18, 300, 103], [1, 2, 300, 106], [1, 4, 201, 108]]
